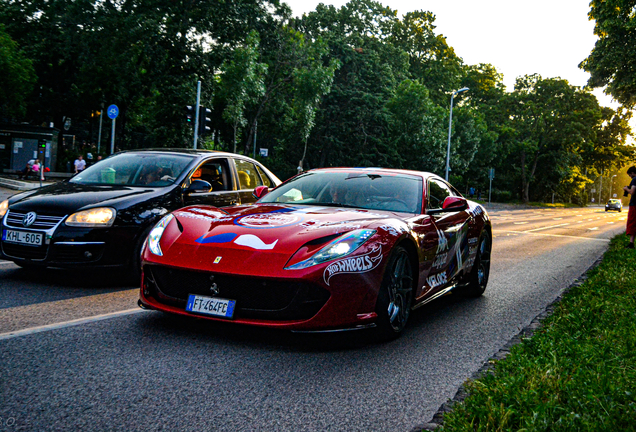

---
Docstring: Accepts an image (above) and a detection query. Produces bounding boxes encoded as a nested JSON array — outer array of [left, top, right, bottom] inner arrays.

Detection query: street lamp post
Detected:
[[445, 87, 469, 181]]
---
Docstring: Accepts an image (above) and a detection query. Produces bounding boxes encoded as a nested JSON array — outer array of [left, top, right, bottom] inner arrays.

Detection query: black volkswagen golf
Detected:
[[0, 149, 281, 276]]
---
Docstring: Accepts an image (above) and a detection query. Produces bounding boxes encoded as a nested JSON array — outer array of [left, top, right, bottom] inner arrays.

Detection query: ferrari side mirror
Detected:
[[253, 186, 269, 200], [441, 196, 468, 212]]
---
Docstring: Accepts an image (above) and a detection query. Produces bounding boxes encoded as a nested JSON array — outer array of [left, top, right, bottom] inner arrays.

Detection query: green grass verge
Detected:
[[439, 235, 636, 431]]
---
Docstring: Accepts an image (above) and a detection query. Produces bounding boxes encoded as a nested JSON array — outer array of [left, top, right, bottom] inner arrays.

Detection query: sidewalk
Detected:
[[0, 176, 57, 192]]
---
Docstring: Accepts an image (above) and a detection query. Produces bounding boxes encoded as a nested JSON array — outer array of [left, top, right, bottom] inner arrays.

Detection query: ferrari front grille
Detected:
[[144, 265, 330, 321]]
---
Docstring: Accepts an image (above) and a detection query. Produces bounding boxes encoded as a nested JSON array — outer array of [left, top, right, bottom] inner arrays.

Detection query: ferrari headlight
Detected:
[[0, 200, 8, 218], [285, 229, 376, 270], [148, 214, 174, 256], [66, 207, 116, 227]]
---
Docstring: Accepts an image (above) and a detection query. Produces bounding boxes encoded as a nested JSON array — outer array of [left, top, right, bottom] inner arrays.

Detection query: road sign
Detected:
[[107, 105, 119, 120]]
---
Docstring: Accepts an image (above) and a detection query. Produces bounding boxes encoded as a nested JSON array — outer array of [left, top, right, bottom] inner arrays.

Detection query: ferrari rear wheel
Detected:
[[376, 246, 414, 339], [463, 232, 491, 297]]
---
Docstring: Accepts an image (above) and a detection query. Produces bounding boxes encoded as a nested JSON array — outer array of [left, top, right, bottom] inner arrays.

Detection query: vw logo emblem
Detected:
[[23, 212, 37, 227]]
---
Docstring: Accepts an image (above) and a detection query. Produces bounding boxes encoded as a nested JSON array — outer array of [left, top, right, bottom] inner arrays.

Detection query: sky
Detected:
[[284, 0, 619, 111]]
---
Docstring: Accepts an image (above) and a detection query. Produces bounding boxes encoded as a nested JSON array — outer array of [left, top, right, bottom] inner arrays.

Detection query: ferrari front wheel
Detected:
[[375, 246, 414, 339]]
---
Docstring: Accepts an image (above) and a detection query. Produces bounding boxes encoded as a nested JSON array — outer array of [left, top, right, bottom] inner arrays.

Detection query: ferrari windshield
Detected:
[[260, 170, 423, 213], [70, 153, 195, 187]]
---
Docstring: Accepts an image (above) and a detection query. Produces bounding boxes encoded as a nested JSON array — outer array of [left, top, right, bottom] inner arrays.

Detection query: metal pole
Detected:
[[488, 176, 492, 204], [97, 108, 103, 155], [598, 170, 603, 205], [445, 92, 455, 181], [194, 80, 201, 149], [253, 119, 257, 159], [110, 118, 116, 154]]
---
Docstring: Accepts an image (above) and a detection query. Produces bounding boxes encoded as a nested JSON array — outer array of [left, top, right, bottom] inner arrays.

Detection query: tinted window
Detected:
[[235, 160, 263, 190], [70, 153, 194, 187], [190, 159, 230, 191], [427, 179, 451, 210], [255, 165, 273, 187]]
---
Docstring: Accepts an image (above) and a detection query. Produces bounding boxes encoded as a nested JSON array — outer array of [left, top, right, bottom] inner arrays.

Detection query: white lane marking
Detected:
[[513, 222, 529, 225], [525, 223, 570, 232], [0, 308, 147, 341], [495, 230, 610, 242], [553, 218, 563, 220], [588, 227, 599, 231]]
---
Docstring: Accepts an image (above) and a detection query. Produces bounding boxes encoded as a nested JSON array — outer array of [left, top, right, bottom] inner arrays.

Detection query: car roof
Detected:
[[117, 148, 234, 157], [304, 167, 441, 181], [114, 148, 271, 164]]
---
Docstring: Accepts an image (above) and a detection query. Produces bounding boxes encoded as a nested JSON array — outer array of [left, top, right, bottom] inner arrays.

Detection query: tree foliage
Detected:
[[581, 0, 636, 107], [0, 0, 632, 203]]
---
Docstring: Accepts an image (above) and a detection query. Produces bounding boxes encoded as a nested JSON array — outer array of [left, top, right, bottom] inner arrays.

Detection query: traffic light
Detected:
[[198, 106, 212, 136], [185, 105, 195, 124]]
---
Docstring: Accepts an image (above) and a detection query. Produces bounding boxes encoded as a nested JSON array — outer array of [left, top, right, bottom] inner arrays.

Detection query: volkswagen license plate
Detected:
[[2, 229, 43, 246], [186, 294, 235, 319]]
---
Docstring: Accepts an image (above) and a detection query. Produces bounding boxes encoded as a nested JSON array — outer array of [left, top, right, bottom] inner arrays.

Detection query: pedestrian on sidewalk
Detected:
[[623, 166, 636, 249], [74, 155, 86, 174], [19, 159, 36, 179]]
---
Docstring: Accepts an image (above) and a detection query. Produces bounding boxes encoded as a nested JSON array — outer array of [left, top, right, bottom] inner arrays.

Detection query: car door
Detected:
[[183, 158, 240, 208], [425, 178, 471, 292]]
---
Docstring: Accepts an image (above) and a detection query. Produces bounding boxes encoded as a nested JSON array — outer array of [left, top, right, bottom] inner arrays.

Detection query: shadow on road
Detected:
[[136, 291, 486, 352]]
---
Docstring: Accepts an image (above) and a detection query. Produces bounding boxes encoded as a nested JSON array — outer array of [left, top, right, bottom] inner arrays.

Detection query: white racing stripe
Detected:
[[0, 308, 147, 341]]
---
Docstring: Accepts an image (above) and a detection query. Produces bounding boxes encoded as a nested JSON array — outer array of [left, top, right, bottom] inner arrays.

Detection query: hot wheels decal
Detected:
[[426, 271, 447, 288], [323, 246, 383, 286], [196, 232, 237, 244], [234, 234, 278, 250], [469, 206, 484, 217], [432, 252, 447, 269], [235, 213, 303, 228], [436, 227, 448, 253], [379, 225, 403, 237], [181, 213, 233, 223], [196, 232, 278, 250]]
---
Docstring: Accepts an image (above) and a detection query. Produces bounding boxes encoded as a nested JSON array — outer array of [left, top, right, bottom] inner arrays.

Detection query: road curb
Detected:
[[419, 254, 605, 431], [0, 177, 55, 191]]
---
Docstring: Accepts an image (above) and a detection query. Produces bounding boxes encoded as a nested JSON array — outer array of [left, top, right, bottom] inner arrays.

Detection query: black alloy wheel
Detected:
[[463, 231, 491, 297], [376, 246, 414, 339]]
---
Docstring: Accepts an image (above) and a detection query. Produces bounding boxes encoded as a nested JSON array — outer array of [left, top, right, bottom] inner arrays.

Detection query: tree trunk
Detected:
[[520, 151, 529, 203]]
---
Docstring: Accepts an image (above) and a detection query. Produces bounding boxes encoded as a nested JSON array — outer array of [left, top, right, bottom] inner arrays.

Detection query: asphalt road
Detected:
[[0, 201, 627, 431]]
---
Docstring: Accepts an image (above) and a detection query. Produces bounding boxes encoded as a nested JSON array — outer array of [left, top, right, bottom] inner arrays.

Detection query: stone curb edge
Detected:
[[411, 253, 606, 432]]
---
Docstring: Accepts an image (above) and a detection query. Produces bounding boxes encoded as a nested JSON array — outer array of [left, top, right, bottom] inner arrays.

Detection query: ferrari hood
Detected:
[[155, 204, 395, 273], [175, 204, 391, 252]]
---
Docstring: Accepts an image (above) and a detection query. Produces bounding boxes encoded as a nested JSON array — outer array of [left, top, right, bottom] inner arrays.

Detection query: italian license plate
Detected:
[[2, 229, 43, 246], [186, 294, 235, 319]]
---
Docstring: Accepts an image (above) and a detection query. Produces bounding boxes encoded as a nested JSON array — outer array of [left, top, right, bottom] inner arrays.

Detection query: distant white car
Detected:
[[605, 199, 622, 212]]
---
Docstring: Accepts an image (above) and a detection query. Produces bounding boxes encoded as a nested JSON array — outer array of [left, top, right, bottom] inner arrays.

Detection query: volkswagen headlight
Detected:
[[148, 214, 174, 256], [66, 207, 116, 227], [0, 200, 8, 218], [285, 229, 376, 270]]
